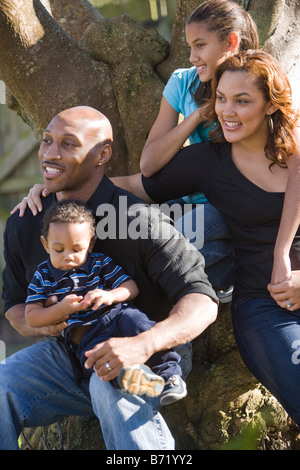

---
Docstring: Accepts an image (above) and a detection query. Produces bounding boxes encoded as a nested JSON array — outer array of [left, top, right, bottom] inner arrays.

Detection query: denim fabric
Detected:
[[174, 202, 235, 290], [74, 302, 182, 381], [0, 337, 193, 450], [232, 296, 300, 426]]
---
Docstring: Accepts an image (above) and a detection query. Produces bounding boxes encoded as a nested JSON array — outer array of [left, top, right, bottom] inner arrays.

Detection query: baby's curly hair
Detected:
[[42, 200, 96, 240]]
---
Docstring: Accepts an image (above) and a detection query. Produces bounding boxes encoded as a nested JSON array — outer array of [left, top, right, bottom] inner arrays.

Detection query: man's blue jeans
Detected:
[[0, 337, 192, 450], [232, 296, 300, 426]]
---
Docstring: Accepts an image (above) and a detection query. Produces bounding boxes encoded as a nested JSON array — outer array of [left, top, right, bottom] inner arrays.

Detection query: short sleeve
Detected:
[[163, 68, 197, 114], [163, 69, 183, 113], [26, 270, 48, 304]]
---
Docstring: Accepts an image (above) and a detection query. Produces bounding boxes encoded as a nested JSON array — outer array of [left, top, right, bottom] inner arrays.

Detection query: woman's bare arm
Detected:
[[271, 125, 300, 285]]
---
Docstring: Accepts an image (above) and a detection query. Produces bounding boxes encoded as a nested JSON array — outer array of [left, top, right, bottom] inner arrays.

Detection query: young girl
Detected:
[[139, 49, 300, 426]]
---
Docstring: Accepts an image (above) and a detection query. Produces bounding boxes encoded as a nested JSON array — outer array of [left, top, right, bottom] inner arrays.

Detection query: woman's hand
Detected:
[[11, 184, 49, 217], [268, 270, 300, 311]]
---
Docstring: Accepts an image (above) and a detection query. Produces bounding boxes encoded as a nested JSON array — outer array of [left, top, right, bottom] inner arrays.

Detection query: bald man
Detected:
[[1, 106, 218, 450]]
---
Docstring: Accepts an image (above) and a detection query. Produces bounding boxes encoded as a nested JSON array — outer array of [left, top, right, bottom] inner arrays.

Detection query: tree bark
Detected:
[[47, 0, 103, 42], [80, 14, 169, 170], [0, 0, 127, 174]]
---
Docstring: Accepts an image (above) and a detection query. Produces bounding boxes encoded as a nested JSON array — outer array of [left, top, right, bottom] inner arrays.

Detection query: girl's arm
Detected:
[[271, 126, 300, 285], [140, 97, 203, 177]]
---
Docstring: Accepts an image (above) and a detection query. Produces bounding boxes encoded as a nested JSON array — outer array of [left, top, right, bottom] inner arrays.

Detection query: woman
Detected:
[[138, 50, 300, 426]]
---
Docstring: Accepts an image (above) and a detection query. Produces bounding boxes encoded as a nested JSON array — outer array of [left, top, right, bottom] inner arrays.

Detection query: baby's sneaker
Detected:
[[160, 375, 187, 406], [118, 364, 165, 398]]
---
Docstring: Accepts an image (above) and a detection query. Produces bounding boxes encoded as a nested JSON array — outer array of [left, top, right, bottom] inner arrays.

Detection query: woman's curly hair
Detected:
[[201, 49, 299, 167]]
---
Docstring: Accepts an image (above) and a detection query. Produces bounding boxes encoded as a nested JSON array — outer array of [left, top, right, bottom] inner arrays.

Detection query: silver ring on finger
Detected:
[[105, 361, 112, 372], [286, 299, 292, 308]]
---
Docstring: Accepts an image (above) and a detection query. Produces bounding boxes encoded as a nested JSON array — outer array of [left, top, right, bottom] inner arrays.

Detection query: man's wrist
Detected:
[[138, 328, 157, 361]]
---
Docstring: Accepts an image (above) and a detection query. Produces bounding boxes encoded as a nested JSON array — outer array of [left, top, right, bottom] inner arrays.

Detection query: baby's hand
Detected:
[[83, 289, 114, 310], [61, 294, 84, 313]]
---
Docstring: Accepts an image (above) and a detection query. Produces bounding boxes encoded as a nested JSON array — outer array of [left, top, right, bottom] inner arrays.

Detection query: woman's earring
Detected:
[[98, 162, 102, 166], [268, 115, 274, 133]]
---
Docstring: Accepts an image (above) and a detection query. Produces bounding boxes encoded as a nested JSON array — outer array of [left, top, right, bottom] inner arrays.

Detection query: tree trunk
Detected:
[[1, 0, 300, 450], [0, 0, 128, 174]]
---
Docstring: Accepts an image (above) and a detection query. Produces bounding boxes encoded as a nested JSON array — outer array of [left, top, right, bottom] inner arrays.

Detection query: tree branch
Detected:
[[156, 0, 200, 82], [0, 0, 128, 174], [48, 0, 103, 42], [80, 14, 169, 168]]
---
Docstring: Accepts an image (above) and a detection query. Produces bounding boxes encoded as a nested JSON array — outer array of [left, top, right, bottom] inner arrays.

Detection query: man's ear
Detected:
[[97, 143, 112, 166], [41, 235, 50, 253]]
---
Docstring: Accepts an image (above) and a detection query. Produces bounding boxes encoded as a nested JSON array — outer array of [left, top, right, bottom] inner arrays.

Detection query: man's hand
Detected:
[[5, 296, 68, 338], [40, 320, 69, 337], [84, 333, 152, 381]]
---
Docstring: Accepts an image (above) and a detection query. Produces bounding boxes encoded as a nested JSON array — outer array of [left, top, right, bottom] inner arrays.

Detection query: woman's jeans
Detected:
[[0, 337, 192, 450], [174, 202, 235, 290], [232, 296, 300, 426]]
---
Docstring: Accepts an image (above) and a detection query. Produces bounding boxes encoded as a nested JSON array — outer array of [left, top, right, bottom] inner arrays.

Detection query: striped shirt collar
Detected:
[[46, 253, 94, 282]]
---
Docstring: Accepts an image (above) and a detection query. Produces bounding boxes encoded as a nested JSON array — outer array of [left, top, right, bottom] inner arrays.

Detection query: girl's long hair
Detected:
[[187, 0, 259, 106]]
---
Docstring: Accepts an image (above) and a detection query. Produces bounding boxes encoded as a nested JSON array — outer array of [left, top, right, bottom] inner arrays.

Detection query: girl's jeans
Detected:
[[174, 202, 235, 290], [232, 296, 300, 426], [0, 337, 192, 450]]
